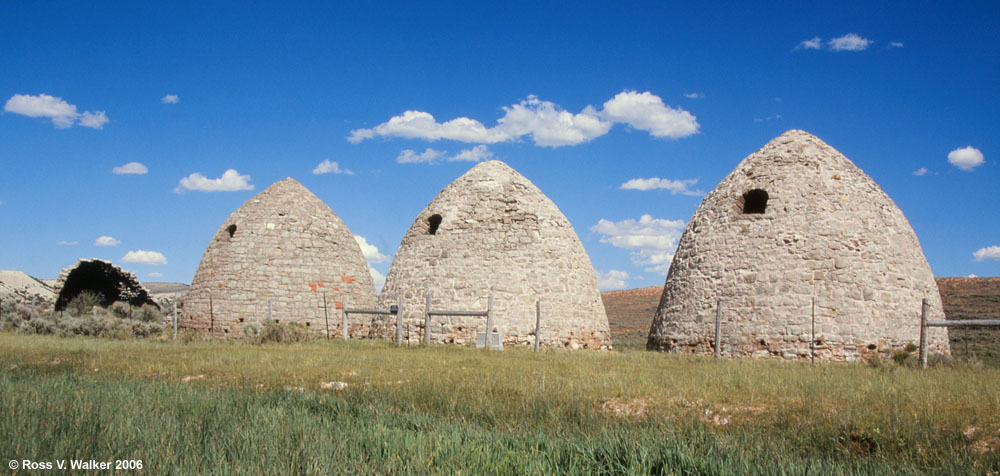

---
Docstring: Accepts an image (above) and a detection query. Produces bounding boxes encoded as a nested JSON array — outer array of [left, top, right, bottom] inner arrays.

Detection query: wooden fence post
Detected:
[[714, 300, 722, 357], [342, 296, 349, 340], [534, 300, 541, 352], [811, 297, 815, 363], [173, 301, 178, 338], [268, 300, 273, 322], [424, 293, 432, 345], [209, 295, 214, 334], [395, 295, 403, 345], [486, 294, 495, 350], [919, 298, 929, 369], [323, 292, 330, 341]]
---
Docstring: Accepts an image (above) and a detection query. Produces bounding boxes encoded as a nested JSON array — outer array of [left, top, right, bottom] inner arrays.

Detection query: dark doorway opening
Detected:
[[227, 224, 237, 238], [428, 214, 442, 235], [742, 189, 768, 214]]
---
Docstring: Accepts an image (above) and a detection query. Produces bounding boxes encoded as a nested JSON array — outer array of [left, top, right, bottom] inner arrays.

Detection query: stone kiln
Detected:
[[181, 178, 376, 336], [647, 130, 949, 360], [379, 160, 610, 349]]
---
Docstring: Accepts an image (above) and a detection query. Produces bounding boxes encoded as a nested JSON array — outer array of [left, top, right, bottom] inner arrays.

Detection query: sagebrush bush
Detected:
[[137, 304, 163, 323], [256, 321, 314, 344], [110, 301, 131, 319], [67, 291, 102, 317]]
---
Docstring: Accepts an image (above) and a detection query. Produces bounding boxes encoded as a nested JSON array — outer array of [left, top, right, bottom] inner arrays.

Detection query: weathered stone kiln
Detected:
[[378, 160, 610, 349], [181, 178, 376, 336], [54, 258, 157, 310], [647, 130, 949, 360]]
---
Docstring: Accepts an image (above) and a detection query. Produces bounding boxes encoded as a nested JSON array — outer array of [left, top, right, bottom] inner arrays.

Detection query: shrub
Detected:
[[67, 291, 103, 317], [255, 321, 314, 344], [110, 301, 132, 319], [137, 304, 164, 323]]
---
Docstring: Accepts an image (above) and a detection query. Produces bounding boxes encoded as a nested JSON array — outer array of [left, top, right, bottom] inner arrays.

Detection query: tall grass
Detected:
[[1, 333, 998, 474]]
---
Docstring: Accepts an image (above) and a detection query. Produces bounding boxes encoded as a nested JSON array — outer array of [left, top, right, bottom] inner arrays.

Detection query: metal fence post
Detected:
[[173, 301, 178, 338], [486, 294, 495, 350], [395, 295, 403, 345], [714, 300, 722, 357], [534, 300, 541, 352], [424, 293, 432, 345], [209, 295, 214, 334], [811, 297, 815, 363], [323, 292, 330, 341], [919, 298, 929, 369]]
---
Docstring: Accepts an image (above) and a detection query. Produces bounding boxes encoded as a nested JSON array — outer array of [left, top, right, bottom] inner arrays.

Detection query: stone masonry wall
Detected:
[[181, 178, 376, 337], [648, 130, 949, 360], [378, 161, 611, 350]]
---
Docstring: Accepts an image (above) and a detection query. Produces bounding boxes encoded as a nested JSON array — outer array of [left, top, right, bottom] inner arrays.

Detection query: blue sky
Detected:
[[1, 1, 997, 291]]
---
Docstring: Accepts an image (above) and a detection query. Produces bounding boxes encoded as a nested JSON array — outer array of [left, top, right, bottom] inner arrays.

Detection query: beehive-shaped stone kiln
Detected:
[[647, 130, 949, 360], [379, 160, 610, 349], [181, 178, 376, 337]]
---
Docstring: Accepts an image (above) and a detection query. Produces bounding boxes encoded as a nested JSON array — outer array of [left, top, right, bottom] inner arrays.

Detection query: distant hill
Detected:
[[0, 270, 55, 302], [141, 282, 189, 306]]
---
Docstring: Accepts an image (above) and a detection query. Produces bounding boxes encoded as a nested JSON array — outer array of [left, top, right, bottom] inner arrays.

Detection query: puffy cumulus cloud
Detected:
[[620, 177, 704, 196], [596, 269, 629, 291], [591, 214, 685, 275], [56, 241, 78, 246], [449, 145, 494, 162], [683, 92, 704, 99], [94, 236, 121, 247], [912, 167, 928, 176], [349, 91, 698, 148], [312, 159, 353, 175], [948, 146, 984, 171], [122, 250, 167, 265], [354, 235, 388, 263], [175, 169, 254, 193], [147, 272, 163, 278], [829, 33, 872, 51], [112, 162, 148, 175], [795, 37, 822, 50], [4, 93, 109, 129], [368, 267, 386, 293], [397, 148, 446, 164], [161, 94, 179, 104], [973, 246, 1000, 262], [601, 91, 700, 139], [968, 273, 979, 278]]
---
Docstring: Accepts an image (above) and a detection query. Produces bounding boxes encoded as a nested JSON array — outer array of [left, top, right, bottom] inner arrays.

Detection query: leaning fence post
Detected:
[[810, 297, 816, 363], [714, 300, 722, 357], [534, 300, 541, 352], [323, 292, 330, 341], [486, 294, 495, 350], [173, 301, 178, 338], [395, 295, 403, 345], [424, 293, 432, 345], [919, 298, 929, 369], [342, 295, 349, 340]]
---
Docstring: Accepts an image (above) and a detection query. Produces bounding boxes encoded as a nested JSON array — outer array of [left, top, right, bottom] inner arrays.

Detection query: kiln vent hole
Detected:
[[227, 224, 237, 238], [742, 189, 768, 214], [428, 214, 442, 235]]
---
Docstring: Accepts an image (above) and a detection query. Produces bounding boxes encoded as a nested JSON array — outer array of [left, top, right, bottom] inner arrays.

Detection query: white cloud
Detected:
[[449, 145, 494, 162], [354, 235, 388, 263], [349, 91, 698, 148], [161, 94, 179, 104], [112, 162, 148, 175], [973, 246, 1000, 262], [948, 146, 984, 171], [94, 236, 121, 247], [147, 272, 163, 278], [174, 169, 254, 193], [4, 93, 108, 129], [683, 92, 704, 99], [368, 267, 385, 293], [795, 37, 822, 50], [397, 148, 447, 164], [912, 167, 928, 176], [620, 177, 704, 196], [889, 42, 904, 48], [122, 250, 167, 265], [312, 159, 354, 175], [56, 241, 78, 246], [829, 33, 872, 51], [596, 269, 629, 291], [968, 274, 979, 278], [600, 91, 700, 139], [591, 214, 686, 275]]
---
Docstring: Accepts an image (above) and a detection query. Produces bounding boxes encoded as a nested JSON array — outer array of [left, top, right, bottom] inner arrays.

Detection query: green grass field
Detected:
[[1, 333, 998, 475]]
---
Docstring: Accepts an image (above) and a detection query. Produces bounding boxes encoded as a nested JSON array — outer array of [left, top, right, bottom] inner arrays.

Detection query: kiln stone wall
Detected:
[[181, 178, 376, 337], [648, 130, 949, 360], [378, 161, 610, 349]]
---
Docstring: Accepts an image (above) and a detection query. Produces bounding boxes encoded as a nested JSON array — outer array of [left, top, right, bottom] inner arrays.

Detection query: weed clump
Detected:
[[255, 321, 314, 344]]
